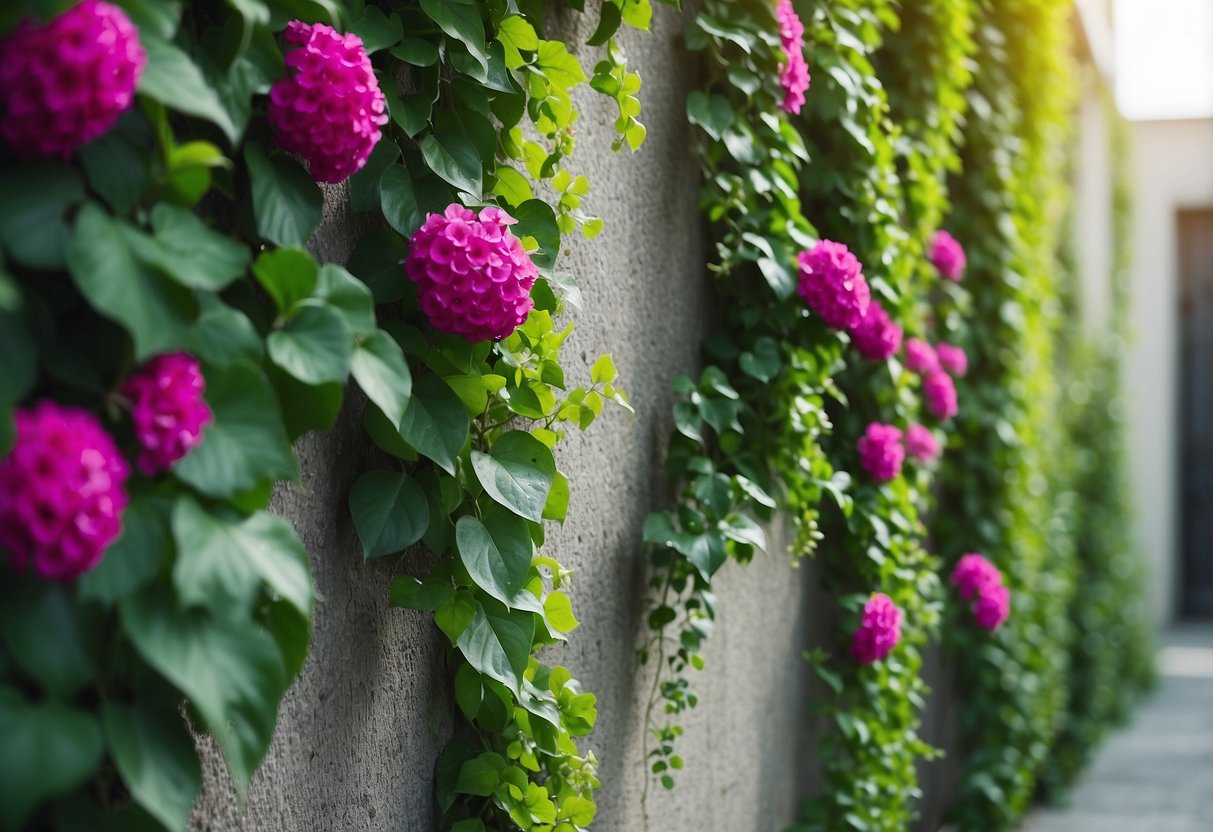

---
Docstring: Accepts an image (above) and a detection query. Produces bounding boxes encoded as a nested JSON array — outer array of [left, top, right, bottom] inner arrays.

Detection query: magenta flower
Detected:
[[0, 402, 130, 580], [406, 204, 538, 343], [904, 424, 940, 463], [851, 592, 903, 665], [797, 240, 870, 331], [903, 338, 939, 375], [122, 352, 212, 475], [857, 422, 904, 483], [0, 0, 146, 159], [923, 371, 958, 422], [972, 584, 1011, 630], [268, 20, 387, 183], [930, 230, 966, 282], [950, 553, 1003, 600], [775, 0, 810, 115], [936, 343, 968, 377], [849, 301, 903, 362]]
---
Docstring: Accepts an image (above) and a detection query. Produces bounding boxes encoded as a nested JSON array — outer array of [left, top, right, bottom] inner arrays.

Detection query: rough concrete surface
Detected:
[[192, 6, 822, 830]]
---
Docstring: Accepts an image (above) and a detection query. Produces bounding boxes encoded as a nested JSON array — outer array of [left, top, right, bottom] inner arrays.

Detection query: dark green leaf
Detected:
[[128, 203, 249, 291], [350, 6, 402, 52], [420, 0, 487, 72], [0, 162, 84, 269], [456, 601, 533, 694], [67, 203, 195, 361], [317, 264, 376, 336], [0, 689, 103, 830], [102, 703, 200, 832], [398, 374, 470, 475], [0, 581, 94, 698], [244, 144, 323, 248], [140, 35, 239, 141], [172, 497, 312, 617], [188, 296, 263, 367], [78, 498, 170, 605], [120, 591, 286, 793], [380, 164, 423, 237], [351, 329, 413, 428], [510, 199, 559, 272], [455, 509, 537, 610], [389, 569, 454, 611], [471, 430, 555, 522], [267, 301, 355, 385], [419, 131, 482, 196], [174, 361, 297, 498], [349, 470, 430, 559]]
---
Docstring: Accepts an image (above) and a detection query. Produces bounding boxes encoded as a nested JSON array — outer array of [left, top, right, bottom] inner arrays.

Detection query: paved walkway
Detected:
[[1024, 623, 1213, 832]]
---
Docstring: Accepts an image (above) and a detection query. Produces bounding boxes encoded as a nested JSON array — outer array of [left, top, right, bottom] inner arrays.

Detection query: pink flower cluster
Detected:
[[852, 592, 903, 665], [936, 343, 967, 377], [797, 240, 870, 331], [904, 424, 940, 463], [0, 402, 130, 580], [406, 204, 538, 343], [857, 422, 904, 483], [904, 338, 938, 374], [950, 553, 1010, 630], [930, 230, 966, 282], [269, 20, 387, 184], [923, 371, 958, 421], [775, 0, 810, 114], [850, 302, 903, 362], [0, 0, 146, 159], [122, 352, 212, 475]]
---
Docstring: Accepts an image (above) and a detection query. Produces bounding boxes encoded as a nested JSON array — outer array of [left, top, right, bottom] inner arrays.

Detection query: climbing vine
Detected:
[[0, 0, 650, 829]]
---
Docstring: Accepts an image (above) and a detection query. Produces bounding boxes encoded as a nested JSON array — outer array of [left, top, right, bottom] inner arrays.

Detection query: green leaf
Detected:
[[419, 131, 483, 196], [543, 591, 578, 632], [67, 203, 195, 361], [188, 297, 263, 367], [102, 703, 200, 832], [0, 689, 103, 830], [380, 164, 423, 236], [436, 591, 477, 644], [673, 531, 727, 580], [686, 91, 734, 142], [739, 337, 781, 382], [316, 262, 376, 335], [267, 369, 344, 442], [586, 2, 621, 46], [244, 144, 323, 248], [455, 509, 537, 610], [453, 752, 506, 796], [456, 601, 533, 694], [351, 329, 413, 428], [390, 36, 440, 66], [252, 247, 318, 314], [140, 35, 238, 141], [420, 0, 487, 72], [174, 361, 297, 498], [78, 498, 170, 605], [350, 6, 402, 52], [128, 203, 249, 291], [471, 431, 555, 522], [120, 591, 286, 794], [535, 40, 586, 89], [0, 581, 94, 698], [347, 227, 409, 303], [79, 117, 151, 213], [510, 199, 560, 271], [172, 497, 312, 617], [542, 470, 569, 522], [389, 569, 454, 611], [398, 374, 470, 475], [0, 308, 34, 407], [348, 137, 400, 214], [267, 301, 354, 385], [349, 470, 430, 559]]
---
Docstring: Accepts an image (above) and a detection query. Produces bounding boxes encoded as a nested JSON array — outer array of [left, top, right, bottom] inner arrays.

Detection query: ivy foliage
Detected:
[[0, 0, 651, 829]]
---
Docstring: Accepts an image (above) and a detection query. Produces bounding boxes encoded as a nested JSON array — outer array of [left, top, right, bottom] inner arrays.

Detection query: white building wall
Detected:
[[1125, 118, 1213, 623]]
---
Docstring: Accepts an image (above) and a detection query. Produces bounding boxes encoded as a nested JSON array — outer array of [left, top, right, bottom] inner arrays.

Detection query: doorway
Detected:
[[1179, 209, 1213, 617]]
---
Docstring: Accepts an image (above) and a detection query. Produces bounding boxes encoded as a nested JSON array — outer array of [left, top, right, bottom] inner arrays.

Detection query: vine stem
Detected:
[[639, 568, 675, 827]]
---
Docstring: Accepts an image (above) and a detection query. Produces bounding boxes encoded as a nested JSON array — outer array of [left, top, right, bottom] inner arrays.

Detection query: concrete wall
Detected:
[[1074, 84, 1114, 335], [192, 6, 821, 829], [1123, 118, 1213, 624]]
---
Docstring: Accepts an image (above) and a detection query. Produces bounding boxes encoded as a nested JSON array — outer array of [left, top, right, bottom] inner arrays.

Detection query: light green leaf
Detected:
[[252, 248, 318, 314]]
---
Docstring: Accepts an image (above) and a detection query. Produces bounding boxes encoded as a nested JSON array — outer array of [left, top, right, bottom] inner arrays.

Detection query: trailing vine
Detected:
[[0, 0, 652, 829]]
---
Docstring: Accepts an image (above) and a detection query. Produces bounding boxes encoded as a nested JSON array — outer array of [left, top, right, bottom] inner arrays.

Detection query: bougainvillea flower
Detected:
[[797, 240, 870, 331], [269, 20, 387, 183], [857, 422, 904, 483], [972, 584, 1011, 630], [122, 352, 212, 475], [849, 301, 903, 362], [923, 370, 958, 422], [0, 402, 130, 581], [406, 204, 539, 343], [0, 0, 146, 158], [936, 342, 969, 377], [930, 230, 966, 282], [950, 553, 1003, 600], [904, 424, 940, 463], [851, 592, 903, 664], [775, 0, 810, 114], [904, 338, 939, 375]]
